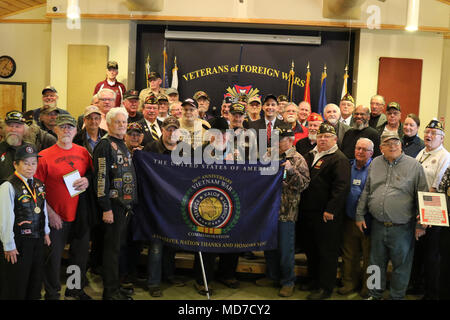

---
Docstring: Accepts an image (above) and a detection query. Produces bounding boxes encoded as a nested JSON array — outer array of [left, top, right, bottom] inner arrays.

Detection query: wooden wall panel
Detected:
[[377, 57, 423, 121]]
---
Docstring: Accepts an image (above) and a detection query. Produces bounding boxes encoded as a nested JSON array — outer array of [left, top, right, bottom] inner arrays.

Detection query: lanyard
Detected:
[[14, 171, 37, 205]]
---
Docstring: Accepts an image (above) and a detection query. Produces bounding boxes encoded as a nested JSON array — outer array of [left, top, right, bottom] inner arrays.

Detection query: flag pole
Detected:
[[198, 252, 210, 300]]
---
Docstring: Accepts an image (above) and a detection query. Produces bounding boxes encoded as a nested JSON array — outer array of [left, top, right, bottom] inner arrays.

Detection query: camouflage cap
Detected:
[[165, 88, 179, 96], [380, 131, 400, 144], [148, 71, 161, 80], [55, 114, 76, 127], [84, 105, 101, 118], [41, 106, 60, 115], [194, 91, 210, 101]]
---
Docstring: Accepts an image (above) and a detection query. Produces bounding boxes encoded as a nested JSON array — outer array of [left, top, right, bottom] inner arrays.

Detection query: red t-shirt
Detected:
[[94, 79, 126, 108], [35, 144, 92, 222]]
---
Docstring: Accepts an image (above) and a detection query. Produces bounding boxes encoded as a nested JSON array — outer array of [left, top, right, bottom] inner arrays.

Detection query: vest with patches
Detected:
[[105, 136, 137, 208], [9, 175, 46, 238]]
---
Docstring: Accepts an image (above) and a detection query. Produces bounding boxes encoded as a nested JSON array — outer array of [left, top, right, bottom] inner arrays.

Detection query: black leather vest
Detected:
[[9, 175, 46, 238], [105, 136, 137, 209]]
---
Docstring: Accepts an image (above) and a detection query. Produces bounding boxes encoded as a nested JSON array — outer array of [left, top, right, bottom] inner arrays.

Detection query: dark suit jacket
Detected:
[[248, 117, 286, 149], [300, 148, 351, 217], [137, 118, 163, 147]]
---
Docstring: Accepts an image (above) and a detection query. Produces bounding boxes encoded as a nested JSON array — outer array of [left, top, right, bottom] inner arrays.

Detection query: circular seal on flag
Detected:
[[188, 187, 233, 229], [181, 177, 241, 235]]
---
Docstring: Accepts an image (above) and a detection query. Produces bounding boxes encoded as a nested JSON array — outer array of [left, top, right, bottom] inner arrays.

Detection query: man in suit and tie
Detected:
[[137, 94, 163, 148], [323, 103, 350, 148], [248, 94, 286, 153]]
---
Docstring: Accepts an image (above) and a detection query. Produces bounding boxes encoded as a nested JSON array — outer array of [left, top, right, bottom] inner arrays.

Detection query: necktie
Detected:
[[151, 124, 159, 140], [267, 121, 272, 143], [27, 179, 33, 189]]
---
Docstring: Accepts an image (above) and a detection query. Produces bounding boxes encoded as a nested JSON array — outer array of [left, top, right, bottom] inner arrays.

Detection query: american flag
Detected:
[[423, 195, 441, 206]]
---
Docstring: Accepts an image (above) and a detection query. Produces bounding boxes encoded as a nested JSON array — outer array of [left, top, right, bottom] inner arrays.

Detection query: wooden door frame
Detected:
[[0, 81, 27, 113]]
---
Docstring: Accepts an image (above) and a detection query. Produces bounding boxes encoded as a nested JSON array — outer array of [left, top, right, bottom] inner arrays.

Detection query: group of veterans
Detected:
[[0, 60, 449, 301]]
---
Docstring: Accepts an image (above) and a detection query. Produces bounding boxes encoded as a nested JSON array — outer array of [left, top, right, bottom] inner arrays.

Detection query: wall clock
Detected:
[[0, 56, 17, 78]]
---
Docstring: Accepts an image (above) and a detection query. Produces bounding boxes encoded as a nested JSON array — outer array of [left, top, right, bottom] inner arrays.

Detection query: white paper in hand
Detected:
[[63, 170, 83, 197]]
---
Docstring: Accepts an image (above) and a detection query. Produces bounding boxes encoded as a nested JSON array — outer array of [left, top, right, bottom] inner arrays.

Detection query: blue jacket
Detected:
[[345, 158, 372, 235]]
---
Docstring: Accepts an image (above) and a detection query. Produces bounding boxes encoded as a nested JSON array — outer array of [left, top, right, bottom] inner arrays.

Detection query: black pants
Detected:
[[193, 252, 239, 285], [410, 226, 441, 299], [439, 226, 450, 300], [102, 204, 129, 298], [2, 237, 45, 300], [301, 211, 342, 292], [44, 221, 90, 299], [89, 223, 104, 270]]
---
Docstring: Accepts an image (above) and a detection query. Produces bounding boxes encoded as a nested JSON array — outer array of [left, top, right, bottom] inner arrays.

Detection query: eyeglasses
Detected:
[[370, 102, 384, 106], [317, 134, 335, 139], [355, 146, 373, 152], [99, 98, 115, 102], [381, 140, 400, 147], [424, 130, 443, 137]]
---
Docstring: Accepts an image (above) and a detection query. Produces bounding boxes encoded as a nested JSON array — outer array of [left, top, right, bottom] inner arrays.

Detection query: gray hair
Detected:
[[91, 93, 99, 103], [324, 103, 341, 117], [370, 94, 385, 105], [356, 137, 374, 152], [106, 107, 128, 124], [98, 88, 117, 99], [283, 102, 299, 113]]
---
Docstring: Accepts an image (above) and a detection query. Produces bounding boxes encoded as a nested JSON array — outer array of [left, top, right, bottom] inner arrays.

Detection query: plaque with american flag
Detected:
[[418, 192, 449, 227]]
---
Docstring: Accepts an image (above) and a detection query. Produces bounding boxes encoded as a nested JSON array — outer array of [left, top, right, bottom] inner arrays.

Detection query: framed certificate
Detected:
[[418, 191, 449, 227], [63, 170, 84, 198]]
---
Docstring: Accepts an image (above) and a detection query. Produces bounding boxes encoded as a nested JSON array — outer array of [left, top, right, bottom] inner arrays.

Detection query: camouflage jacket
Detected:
[[279, 147, 310, 222]]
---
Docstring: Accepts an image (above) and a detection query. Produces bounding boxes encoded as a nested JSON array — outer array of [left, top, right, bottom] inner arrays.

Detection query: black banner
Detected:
[[136, 25, 355, 113]]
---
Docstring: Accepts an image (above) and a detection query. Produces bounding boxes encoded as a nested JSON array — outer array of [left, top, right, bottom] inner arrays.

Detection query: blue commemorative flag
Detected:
[[132, 150, 282, 253]]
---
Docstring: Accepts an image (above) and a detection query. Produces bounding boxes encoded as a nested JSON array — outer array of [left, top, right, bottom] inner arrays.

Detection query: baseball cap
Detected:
[[248, 96, 262, 105], [157, 94, 169, 102], [165, 88, 179, 96], [194, 91, 210, 101], [41, 106, 60, 115], [387, 102, 401, 112], [5, 111, 26, 125], [426, 119, 444, 132], [263, 94, 278, 105], [42, 86, 57, 95], [148, 71, 161, 81], [124, 89, 139, 100], [162, 116, 180, 129], [380, 131, 400, 144], [181, 98, 198, 109], [56, 114, 76, 127], [84, 105, 102, 118], [14, 144, 40, 161], [127, 122, 143, 134], [107, 61, 118, 69], [229, 103, 246, 115], [277, 95, 289, 103]]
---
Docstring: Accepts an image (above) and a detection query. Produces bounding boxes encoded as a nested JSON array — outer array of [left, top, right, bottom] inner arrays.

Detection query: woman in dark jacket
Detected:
[[402, 113, 424, 157]]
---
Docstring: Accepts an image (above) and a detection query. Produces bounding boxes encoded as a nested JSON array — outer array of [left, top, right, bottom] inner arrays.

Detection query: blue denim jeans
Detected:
[[147, 239, 176, 287], [264, 220, 296, 287], [369, 219, 415, 300]]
